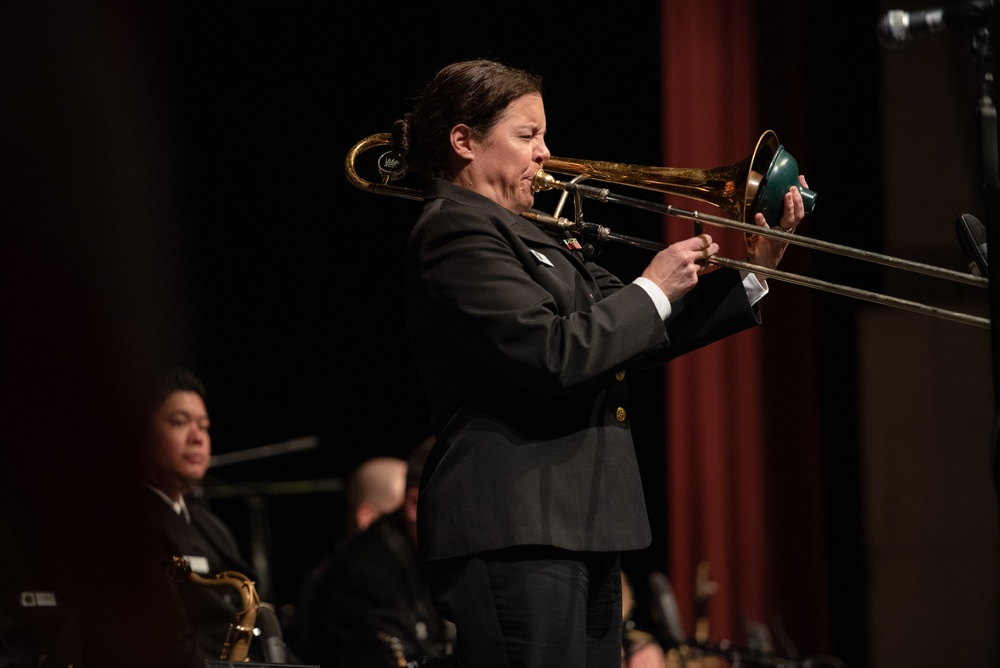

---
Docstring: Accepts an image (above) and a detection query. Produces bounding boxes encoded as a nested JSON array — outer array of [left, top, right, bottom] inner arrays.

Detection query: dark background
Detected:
[[3, 2, 996, 666]]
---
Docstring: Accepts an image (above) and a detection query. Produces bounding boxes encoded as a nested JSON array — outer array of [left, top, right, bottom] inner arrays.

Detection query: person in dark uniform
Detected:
[[387, 58, 809, 668], [136, 367, 271, 666], [291, 436, 454, 667], [343, 456, 408, 535]]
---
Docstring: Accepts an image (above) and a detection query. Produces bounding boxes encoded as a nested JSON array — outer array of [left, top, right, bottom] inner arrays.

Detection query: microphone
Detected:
[[255, 603, 288, 663], [647, 571, 686, 648], [877, 0, 998, 48], [955, 213, 989, 276]]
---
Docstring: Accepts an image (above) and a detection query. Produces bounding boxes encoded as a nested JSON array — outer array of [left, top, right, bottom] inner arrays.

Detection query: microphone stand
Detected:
[[969, 25, 1000, 493], [202, 435, 322, 602]]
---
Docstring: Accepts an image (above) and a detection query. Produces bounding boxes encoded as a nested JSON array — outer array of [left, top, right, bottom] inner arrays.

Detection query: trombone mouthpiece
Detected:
[[532, 169, 559, 193], [531, 169, 611, 202]]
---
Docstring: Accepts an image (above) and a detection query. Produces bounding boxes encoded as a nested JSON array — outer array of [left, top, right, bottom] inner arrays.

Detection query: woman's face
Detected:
[[467, 93, 550, 213]]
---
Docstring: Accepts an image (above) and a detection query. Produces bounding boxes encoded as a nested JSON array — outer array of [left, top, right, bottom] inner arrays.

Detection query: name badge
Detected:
[[20, 591, 57, 607], [184, 555, 211, 574], [530, 249, 554, 267]]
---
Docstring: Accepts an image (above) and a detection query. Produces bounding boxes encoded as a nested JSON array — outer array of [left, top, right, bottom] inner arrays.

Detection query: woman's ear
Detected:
[[450, 124, 475, 158]]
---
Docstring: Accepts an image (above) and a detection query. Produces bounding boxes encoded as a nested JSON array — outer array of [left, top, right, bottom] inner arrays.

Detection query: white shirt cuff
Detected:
[[632, 276, 672, 320], [741, 269, 768, 305], [634, 271, 766, 321]]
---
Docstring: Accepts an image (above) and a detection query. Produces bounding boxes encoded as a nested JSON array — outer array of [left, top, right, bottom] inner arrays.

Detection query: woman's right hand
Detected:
[[640, 233, 717, 302]]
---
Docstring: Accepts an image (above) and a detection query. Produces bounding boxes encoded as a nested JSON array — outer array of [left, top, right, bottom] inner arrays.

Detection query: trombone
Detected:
[[345, 131, 989, 329]]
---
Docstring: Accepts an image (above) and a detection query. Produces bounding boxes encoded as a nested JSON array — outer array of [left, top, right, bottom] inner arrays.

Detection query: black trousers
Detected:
[[424, 546, 622, 668]]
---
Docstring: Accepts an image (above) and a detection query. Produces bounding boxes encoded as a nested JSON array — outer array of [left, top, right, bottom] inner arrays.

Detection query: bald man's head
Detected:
[[345, 456, 407, 533]]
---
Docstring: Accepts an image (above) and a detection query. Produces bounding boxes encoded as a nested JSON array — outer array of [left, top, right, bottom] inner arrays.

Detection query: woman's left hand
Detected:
[[747, 173, 809, 270]]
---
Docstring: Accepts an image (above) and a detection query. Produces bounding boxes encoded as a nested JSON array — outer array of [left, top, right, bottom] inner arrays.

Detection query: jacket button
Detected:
[[615, 407, 627, 422]]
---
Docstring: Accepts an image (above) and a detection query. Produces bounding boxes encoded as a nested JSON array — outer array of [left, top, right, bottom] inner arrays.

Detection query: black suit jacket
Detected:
[[404, 179, 760, 562], [139, 487, 260, 665], [292, 510, 451, 667], [73, 484, 263, 668]]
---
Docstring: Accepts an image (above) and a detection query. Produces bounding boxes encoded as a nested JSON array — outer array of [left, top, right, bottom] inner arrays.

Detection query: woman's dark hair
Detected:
[[391, 59, 543, 179]]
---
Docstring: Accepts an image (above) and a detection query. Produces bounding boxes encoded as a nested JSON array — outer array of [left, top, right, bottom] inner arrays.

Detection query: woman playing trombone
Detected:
[[392, 57, 809, 668]]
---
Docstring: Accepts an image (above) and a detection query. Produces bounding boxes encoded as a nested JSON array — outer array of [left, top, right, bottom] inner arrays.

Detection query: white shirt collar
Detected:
[[145, 484, 192, 524]]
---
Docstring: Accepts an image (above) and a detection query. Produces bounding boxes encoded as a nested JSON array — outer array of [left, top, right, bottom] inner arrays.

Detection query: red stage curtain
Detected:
[[660, 0, 772, 645]]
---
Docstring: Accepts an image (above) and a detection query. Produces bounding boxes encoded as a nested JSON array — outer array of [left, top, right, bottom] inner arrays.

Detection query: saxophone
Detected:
[[168, 555, 260, 662]]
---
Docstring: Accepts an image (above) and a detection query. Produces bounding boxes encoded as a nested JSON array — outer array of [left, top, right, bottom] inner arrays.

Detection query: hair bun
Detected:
[[390, 115, 411, 159]]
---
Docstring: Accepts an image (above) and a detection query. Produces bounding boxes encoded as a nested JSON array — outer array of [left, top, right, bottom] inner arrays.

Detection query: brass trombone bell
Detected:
[[344, 132, 989, 329]]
